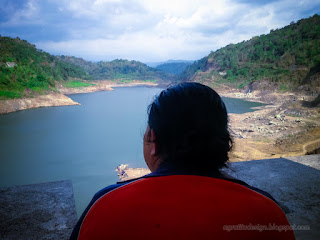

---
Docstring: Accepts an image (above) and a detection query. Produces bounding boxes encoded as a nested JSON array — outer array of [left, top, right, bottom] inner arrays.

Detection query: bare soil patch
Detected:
[[217, 86, 320, 161]]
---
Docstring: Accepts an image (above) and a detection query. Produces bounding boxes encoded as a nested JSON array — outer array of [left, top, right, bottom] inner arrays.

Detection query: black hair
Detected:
[[147, 82, 232, 171]]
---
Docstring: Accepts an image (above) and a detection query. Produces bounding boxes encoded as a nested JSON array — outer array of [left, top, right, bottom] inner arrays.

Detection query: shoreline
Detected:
[[0, 80, 158, 114], [0, 93, 80, 115], [1, 80, 310, 114], [1, 81, 319, 161]]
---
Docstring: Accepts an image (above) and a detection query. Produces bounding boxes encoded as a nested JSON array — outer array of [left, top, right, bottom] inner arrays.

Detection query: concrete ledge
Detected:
[[1, 155, 319, 239], [223, 154, 320, 240], [0, 180, 77, 240]]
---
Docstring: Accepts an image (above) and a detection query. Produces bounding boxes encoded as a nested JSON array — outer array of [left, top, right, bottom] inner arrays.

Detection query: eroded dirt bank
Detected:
[[57, 81, 113, 95], [0, 93, 80, 114], [216, 87, 320, 161], [57, 80, 158, 95], [0, 80, 158, 114]]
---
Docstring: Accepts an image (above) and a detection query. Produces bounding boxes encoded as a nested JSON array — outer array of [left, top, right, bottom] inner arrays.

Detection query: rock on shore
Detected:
[[116, 164, 151, 181], [0, 93, 80, 114]]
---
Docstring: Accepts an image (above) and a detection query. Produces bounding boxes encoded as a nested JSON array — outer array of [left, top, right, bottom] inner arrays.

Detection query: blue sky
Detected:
[[0, 0, 319, 62]]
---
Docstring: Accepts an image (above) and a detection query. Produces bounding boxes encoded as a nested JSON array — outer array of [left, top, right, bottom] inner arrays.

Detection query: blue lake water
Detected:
[[0, 87, 264, 215]]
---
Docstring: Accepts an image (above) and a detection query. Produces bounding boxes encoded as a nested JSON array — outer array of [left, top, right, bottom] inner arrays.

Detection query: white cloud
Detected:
[[36, 33, 203, 62], [2, 0, 320, 61]]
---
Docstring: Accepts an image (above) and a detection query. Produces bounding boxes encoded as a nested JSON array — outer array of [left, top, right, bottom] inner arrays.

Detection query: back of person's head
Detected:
[[147, 82, 232, 171]]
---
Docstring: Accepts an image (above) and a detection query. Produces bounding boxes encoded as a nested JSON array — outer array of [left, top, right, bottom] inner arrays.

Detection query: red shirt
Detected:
[[77, 175, 295, 240]]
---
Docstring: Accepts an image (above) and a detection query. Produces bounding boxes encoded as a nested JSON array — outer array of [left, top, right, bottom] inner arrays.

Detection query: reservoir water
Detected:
[[0, 87, 264, 215]]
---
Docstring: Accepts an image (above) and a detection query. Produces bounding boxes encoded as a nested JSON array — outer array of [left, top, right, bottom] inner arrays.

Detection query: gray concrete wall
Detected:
[[0, 180, 77, 240]]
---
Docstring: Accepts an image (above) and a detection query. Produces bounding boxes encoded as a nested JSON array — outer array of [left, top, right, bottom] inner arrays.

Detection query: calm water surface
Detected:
[[0, 87, 264, 215]]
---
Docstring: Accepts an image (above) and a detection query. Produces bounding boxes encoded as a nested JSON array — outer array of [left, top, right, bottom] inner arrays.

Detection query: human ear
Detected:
[[150, 129, 158, 156]]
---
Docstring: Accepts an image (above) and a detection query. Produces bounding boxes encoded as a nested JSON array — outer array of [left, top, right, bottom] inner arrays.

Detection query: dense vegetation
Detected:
[[180, 14, 320, 91], [0, 37, 171, 99], [0, 36, 90, 99], [63, 81, 95, 88], [58, 56, 172, 81], [156, 61, 193, 75]]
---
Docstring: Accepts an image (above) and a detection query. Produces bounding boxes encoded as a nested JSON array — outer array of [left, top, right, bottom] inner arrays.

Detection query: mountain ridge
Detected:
[[155, 61, 194, 75], [0, 38, 172, 99], [180, 14, 320, 94], [58, 56, 173, 81]]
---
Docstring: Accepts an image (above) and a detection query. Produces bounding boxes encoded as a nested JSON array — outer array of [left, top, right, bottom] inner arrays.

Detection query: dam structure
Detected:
[[0, 154, 319, 240]]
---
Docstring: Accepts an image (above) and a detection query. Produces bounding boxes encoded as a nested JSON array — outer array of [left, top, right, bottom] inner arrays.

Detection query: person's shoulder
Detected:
[[93, 179, 140, 202], [69, 178, 143, 240], [221, 177, 278, 204]]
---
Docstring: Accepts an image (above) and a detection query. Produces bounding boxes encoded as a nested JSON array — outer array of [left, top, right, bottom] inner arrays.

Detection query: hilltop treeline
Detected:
[[180, 14, 320, 91], [58, 56, 171, 81]]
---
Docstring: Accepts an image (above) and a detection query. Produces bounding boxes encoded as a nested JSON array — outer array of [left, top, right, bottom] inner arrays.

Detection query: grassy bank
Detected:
[[0, 85, 54, 100], [63, 81, 95, 88], [0, 90, 22, 99]]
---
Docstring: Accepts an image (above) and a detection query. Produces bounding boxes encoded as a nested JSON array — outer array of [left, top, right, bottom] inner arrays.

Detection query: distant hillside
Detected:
[[0, 36, 90, 99], [59, 56, 172, 81], [180, 14, 320, 92], [156, 61, 193, 75], [146, 60, 193, 68], [0, 37, 173, 99], [58, 55, 97, 73]]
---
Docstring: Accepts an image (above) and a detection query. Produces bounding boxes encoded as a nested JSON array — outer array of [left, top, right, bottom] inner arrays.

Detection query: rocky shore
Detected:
[[57, 81, 114, 95], [1, 80, 318, 162], [0, 93, 80, 114], [115, 164, 151, 181], [0, 80, 158, 114], [216, 87, 320, 161]]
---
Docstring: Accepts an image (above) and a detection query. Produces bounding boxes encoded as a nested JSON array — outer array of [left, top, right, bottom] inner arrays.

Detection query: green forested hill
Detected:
[[0, 37, 172, 99], [0, 36, 90, 99], [156, 61, 193, 75], [57, 55, 97, 73], [180, 14, 320, 91], [58, 56, 172, 81], [93, 59, 171, 80]]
